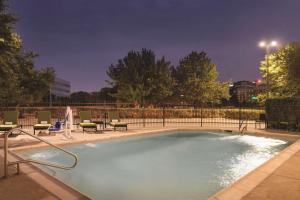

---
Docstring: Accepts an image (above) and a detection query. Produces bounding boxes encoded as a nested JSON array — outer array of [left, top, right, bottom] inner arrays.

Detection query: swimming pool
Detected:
[[21, 131, 291, 200]]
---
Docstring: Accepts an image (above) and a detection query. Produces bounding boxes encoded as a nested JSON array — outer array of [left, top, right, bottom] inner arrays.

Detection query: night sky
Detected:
[[9, 0, 300, 92]]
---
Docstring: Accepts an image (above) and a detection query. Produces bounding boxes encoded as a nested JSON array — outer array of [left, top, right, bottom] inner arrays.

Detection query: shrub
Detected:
[[266, 98, 300, 122]]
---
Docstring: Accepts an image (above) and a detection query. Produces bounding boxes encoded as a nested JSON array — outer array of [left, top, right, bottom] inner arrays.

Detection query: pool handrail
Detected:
[[2, 128, 78, 178], [239, 120, 248, 134]]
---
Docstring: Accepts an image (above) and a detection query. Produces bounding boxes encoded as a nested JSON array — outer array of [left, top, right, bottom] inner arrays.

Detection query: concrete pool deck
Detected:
[[0, 153, 89, 200], [0, 126, 300, 200]]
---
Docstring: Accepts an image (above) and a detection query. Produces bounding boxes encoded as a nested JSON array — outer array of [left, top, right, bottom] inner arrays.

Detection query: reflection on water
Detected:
[[30, 151, 60, 160], [22, 132, 291, 200], [215, 135, 288, 186], [85, 143, 98, 148]]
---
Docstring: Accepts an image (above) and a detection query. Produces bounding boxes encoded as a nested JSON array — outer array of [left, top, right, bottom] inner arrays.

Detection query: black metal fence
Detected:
[[0, 104, 266, 131]]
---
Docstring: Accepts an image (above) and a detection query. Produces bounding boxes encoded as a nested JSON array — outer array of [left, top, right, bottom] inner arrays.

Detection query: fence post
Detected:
[[238, 106, 242, 131], [3, 131, 8, 178], [193, 104, 196, 125], [104, 112, 107, 128], [163, 105, 165, 127], [142, 107, 145, 127], [200, 104, 203, 127]]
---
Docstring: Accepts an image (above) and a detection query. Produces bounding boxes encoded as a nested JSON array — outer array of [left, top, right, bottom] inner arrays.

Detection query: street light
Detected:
[[259, 41, 266, 48], [271, 41, 277, 47], [258, 40, 278, 99]]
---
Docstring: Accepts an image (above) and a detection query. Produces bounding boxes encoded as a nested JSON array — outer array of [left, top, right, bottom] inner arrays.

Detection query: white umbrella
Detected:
[[63, 106, 74, 139]]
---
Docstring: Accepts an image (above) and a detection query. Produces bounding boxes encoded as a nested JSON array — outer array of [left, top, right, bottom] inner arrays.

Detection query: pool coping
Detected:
[[11, 128, 179, 152], [1, 150, 90, 199], [11, 127, 300, 152], [4, 127, 300, 200]]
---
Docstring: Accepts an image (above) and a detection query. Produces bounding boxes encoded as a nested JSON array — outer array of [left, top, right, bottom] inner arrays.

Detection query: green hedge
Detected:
[[266, 98, 300, 122], [0, 107, 264, 123]]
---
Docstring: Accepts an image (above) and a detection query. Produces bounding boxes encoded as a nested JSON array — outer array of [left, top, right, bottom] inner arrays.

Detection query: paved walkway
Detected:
[[0, 154, 59, 200], [242, 149, 300, 200]]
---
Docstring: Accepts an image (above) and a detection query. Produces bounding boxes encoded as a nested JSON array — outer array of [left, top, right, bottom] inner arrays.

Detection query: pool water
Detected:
[[22, 131, 291, 200]]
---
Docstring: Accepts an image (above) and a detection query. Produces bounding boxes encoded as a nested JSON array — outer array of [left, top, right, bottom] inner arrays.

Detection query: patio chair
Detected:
[[0, 111, 20, 132], [79, 110, 97, 132], [109, 111, 128, 131], [33, 111, 52, 135], [266, 120, 279, 129], [297, 118, 300, 132], [255, 113, 266, 129], [286, 115, 298, 131], [279, 120, 288, 130]]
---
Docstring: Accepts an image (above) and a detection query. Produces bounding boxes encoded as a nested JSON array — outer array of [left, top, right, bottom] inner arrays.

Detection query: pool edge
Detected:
[[10, 128, 179, 152], [5, 151, 91, 200]]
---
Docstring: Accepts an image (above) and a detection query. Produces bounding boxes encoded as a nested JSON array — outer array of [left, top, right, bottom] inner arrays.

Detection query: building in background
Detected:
[[230, 81, 255, 103], [229, 80, 265, 104], [51, 77, 71, 97]]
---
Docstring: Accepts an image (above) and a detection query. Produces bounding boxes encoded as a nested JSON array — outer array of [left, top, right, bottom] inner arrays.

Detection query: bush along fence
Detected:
[[266, 98, 300, 131], [0, 104, 266, 131]]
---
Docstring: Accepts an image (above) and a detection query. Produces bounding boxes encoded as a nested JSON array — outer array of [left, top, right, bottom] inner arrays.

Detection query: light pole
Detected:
[[259, 40, 278, 99]]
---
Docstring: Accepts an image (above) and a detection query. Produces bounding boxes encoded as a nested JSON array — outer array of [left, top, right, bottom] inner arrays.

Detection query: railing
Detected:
[[2, 128, 78, 178], [0, 106, 265, 129], [241, 123, 248, 134], [239, 120, 248, 134]]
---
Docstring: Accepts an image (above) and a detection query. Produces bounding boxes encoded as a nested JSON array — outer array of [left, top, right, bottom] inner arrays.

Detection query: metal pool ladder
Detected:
[[2, 128, 78, 178], [239, 120, 248, 134]]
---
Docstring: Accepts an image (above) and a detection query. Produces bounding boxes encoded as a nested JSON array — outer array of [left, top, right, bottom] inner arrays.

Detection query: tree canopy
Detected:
[[63, 88, 117, 103], [0, 0, 55, 105], [107, 49, 173, 105], [260, 42, 300, 99], [172, 51, 229, 104]]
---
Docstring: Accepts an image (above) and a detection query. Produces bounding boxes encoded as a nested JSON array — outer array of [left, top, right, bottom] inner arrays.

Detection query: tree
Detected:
[[17, 52, 55, 103], [107, 49, 173, 105], [173, 51, 229, 105], [260, 42, 300, 99], [0, 0, 21, 105], [90, 87, 117, 102], [70, 91, 91, 103], [0, 0, 55, 105]]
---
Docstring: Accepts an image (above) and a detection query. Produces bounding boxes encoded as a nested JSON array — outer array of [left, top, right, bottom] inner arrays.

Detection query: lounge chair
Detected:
[[297, 118, 300, 132], [33, 111, 52, 135], [255, 113, 266, 129], [109, 112, 128, 131], [0, 111, 20, 132], [79, 111, 97, 132]]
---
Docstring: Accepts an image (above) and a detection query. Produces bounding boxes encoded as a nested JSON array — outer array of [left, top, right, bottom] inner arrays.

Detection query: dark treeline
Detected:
[[63, 49, 229, 106], [56, 87, 117, 104]]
